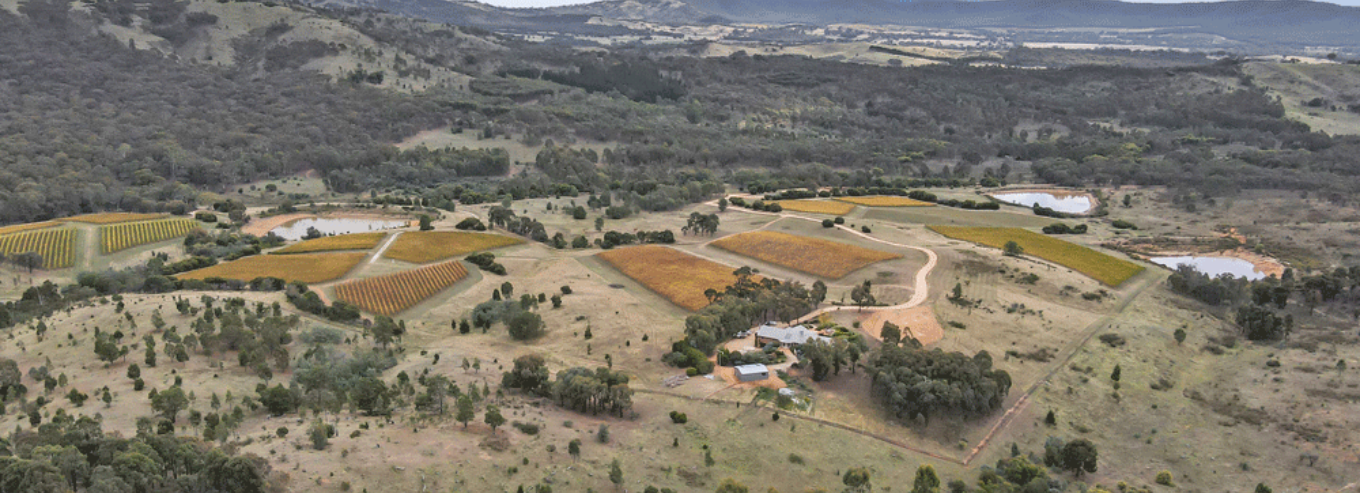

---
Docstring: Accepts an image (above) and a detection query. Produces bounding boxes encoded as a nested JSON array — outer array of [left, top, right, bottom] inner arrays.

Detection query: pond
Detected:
[[991, 192, 1095, 214], [1150, 256, 1268, 281], [270, 217, 408, 241]]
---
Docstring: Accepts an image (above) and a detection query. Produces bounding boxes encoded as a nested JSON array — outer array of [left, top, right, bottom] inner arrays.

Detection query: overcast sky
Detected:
[[478, 0, 1360, 8]]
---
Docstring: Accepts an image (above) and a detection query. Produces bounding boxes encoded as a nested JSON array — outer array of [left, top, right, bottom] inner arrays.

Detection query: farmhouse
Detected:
[[755, 323, 830, 347], [734, 364, 770, 382]]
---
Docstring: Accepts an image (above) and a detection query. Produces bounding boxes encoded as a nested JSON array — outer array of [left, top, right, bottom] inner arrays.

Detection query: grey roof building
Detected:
[[734, 364, 769, 382], [755, 323, 829, 347]]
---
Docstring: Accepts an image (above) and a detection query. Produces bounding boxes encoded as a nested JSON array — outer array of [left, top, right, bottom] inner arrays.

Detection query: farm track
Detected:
[[703, 201, 939, 321], [960, 269, 1161, 465], [370, 232, 403, 265], [633, 387, 966, 465]]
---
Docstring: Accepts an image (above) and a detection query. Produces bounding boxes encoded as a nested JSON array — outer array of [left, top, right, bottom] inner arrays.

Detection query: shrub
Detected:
[[276, 426, 289, 438], [309, 420, 330, 450], [1111, 219, 1138, 230], [669, 411, 688, 424], [1156, 470, 1174, 486], [513, 422, 540, 435], [596, 424, 610, 443]]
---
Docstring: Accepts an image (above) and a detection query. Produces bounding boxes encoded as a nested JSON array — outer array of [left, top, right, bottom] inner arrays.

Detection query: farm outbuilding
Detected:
[[734, 364, 770, 382]]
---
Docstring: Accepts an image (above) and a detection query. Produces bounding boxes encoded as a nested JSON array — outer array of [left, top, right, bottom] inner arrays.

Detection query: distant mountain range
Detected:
[[307, 0, 1360, 53]]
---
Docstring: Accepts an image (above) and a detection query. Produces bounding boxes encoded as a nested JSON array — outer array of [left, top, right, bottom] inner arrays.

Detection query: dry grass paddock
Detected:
[[928, 226, 1144, 286], [836, 195, 935, 207], [710, 230, 902, 279], [176, 252, 367, 284], [597, 245, 744, 311], [773, 199, 857, 215], [382, 231, 524, 264], [273, 232, 388, 254], [334, 260, 469, 315]]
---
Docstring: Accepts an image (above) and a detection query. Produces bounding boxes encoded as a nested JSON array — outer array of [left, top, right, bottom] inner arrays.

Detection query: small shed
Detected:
[[733, 364, 770, 382]]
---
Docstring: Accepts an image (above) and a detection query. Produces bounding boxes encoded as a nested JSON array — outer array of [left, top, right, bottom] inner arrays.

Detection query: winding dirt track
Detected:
[[703, 200, 939, 324]]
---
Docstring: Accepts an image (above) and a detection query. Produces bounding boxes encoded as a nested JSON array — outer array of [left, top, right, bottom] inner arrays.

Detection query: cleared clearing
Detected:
[[928, 226, 1144, 286], [176, 252, 367, 284], [273, 232, 387, 254], [383, 231, 524, 264], [710, 230, 902, 279], [597, 245, 744, 311]]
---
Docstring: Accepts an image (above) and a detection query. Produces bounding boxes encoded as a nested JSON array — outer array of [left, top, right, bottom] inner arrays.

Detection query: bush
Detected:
[[194, 212, 218, 223], [507, 311, 546, 340], [669, 411, 688, 424], [513, 422, 540, 435], [821, 219, 834, 228], [1111, 219, 1138, 230], [1156, 470, 1175, 486], [455, 217, 486, 231], [276, 426, 289, 438]]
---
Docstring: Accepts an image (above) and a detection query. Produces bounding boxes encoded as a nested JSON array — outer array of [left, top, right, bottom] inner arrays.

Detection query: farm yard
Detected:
[[272, 232, 388, 254], [175, 252, 368, 283], [382, 231, 524, 264], [928, 225, 1145, 286], [334, 260, 470, 315], [597, 245, 745, 310], [710, 230, 902, 279], [0, 228, 77, 269], [836, 195, 934, 207], [60, 212, 167, 224], [100, 218, 200, 253], [772, 199, 856, 215]]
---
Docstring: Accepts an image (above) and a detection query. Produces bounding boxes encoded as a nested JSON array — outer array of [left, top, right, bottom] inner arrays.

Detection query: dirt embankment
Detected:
[[241, 213, 315, 236]]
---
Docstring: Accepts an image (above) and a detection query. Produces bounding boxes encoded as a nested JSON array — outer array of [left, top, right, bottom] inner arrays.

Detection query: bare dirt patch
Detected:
[[857, 305, 944, 346]]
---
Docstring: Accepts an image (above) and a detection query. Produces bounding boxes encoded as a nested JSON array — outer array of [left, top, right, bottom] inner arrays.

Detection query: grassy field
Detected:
[[334, 260, 469, 315], [836, 195, 934, 207], [100, 218, 200, 253], [710, 230, 901, 279], [0, 221, 60, 235], [176, 252, 367, 283], [928, 226, 1144, 286], [773, 199, 856, 215], [273, 232, 387, 254], [383, 231, 524, 264], [0, 228, 77, 269], [597, 245, 744, 311], [61, 212, 167, 224]]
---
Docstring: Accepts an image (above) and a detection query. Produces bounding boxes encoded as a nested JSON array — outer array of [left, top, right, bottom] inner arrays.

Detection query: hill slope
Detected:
[[321, 0, 1360, 53]]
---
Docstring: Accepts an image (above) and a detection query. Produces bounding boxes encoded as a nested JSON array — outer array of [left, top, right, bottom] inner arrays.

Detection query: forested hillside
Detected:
[[4, 0, 1360, 229]]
